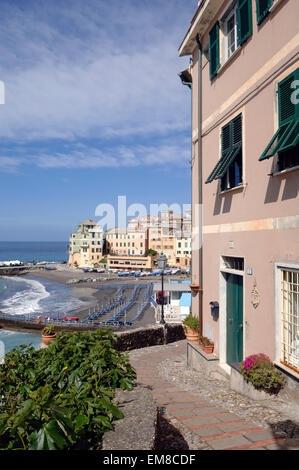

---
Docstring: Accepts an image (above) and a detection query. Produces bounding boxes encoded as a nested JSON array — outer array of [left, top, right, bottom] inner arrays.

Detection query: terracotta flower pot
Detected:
[[185, 327, 199, 342], [189, 284, 200, 294], [199, 343, 214, 354], [42, 334, 57, 346]]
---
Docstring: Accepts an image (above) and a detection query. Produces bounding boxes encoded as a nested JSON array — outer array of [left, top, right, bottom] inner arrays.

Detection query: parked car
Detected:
[[171, 268, 181, 275], [164, 270, 173, 275]]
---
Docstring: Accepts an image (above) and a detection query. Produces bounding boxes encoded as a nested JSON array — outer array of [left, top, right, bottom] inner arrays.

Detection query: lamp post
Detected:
[[157, 253, 167, 325]]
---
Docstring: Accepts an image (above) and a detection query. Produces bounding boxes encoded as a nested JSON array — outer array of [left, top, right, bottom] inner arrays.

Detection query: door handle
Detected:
[[238, 324, 243, 329]]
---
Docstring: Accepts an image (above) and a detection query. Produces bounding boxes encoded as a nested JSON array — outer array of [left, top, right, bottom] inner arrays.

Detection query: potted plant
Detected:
[[240, 353, 285, 394], [41, 324, 57, 346], [199, 336, 214, 354], [182, 315, 200, 342]]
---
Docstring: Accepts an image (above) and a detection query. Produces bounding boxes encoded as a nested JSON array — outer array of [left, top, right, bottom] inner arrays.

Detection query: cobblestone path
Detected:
[[129, 340, 299, 451]]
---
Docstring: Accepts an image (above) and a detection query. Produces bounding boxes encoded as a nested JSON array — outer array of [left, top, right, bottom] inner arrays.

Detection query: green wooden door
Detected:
[[226, 274, 243, 365]]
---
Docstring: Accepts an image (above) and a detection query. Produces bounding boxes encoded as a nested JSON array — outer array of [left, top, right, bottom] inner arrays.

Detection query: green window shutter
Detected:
[[232, 114, 242, 146], [259, 122, 293, 160], [278, 70, 298, 125], [209, 22, 220, 80], [221, 122, 232, 153], [214, 144, 242, 180], [279, 121, 299, 153], [206, 114, 243, 183], [205, 153, 229, 183], [259, 68, 299, 160], [237, 0, 253, 45], [256, 0, 273, 25], [221, 114, 242, 153]]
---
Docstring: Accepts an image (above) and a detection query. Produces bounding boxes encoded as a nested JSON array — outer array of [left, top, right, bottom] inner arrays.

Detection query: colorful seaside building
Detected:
[[105, 227, 148, 257], [68, 219, 104, 267], [174, 236, 192, 268], [179, 0, 299, 389], [106, 254, 154, 271]]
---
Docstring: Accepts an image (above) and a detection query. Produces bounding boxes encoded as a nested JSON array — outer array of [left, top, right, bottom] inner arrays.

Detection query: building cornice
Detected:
[[179, 0, 225, 56]]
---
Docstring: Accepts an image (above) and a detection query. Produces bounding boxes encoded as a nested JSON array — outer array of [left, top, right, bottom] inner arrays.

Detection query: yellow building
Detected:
[[175, 237, 192, 268], [68, 219, 104, 267]]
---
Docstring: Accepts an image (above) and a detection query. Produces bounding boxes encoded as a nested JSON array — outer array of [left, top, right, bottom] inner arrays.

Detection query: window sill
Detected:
[[274, 361, 299, 380], [218, 183, 246, 196], [269, 0, 286, 15], [217, 45, 242, 76], [272, 165, 299, 177]]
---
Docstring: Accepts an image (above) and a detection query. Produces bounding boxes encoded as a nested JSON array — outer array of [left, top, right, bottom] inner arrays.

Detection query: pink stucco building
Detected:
[[179, 0, 299, 384]]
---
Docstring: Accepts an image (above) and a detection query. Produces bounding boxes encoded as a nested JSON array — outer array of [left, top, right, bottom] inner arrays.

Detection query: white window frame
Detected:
[[275, 263, 299, 378], [224, 7, 238, 62]]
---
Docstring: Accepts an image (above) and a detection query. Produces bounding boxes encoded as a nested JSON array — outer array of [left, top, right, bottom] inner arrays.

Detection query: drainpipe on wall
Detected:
[[195, 33, 203, 336], [178, 67, 193, 313]]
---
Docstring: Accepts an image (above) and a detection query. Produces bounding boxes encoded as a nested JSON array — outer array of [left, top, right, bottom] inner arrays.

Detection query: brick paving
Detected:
[[129, 341, 299, 450]]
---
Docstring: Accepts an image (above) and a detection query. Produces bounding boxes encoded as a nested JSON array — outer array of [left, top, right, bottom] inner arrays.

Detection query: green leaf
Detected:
[[75, 414, 89, 428], [120, 377, 134, 391], [13, 400, 34, 427], [99, 398, 123, 419], [51, 406, 75, 437], [29, 421, 67, 450], [93, 415, 112, 429], [27, 368, 36, 381]]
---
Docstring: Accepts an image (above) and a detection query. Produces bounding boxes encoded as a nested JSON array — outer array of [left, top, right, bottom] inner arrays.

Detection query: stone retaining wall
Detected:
[[0, 321, 185, 349], [115, 324, 185, 352]]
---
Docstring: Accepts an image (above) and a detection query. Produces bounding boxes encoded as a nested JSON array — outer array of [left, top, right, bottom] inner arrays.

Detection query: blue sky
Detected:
[[0, 0, 196, 241]]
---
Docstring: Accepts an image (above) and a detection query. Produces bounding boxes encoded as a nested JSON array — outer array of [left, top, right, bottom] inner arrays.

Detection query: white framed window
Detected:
[[225, 8, 237, 61], [219, 1, 238, 66], [279, 268, 299, 373]]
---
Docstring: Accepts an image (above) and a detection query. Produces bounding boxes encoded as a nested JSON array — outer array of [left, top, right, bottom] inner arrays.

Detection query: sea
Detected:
[[0, 241, 84, 357], [0, 329, 42, 358], [0, 275, 85, 317], [0, 241, 68, 263]]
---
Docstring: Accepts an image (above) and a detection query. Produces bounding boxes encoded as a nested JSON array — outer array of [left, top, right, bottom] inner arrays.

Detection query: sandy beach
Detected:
[[28, 264, 103, 286], [23, 264, 157, 327], [4, 263, 189, 328]]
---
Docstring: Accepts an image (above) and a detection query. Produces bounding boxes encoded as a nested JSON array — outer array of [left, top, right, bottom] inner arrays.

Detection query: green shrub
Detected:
[[241, 353, 285, 394], [0, 328, 136, 450], [183, 314, 199, 331]]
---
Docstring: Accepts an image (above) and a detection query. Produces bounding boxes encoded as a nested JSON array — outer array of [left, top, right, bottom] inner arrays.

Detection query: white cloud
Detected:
[[0, 156, 23, 172], [0, 0, 195, 144], [35, 140, 190, 169]]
